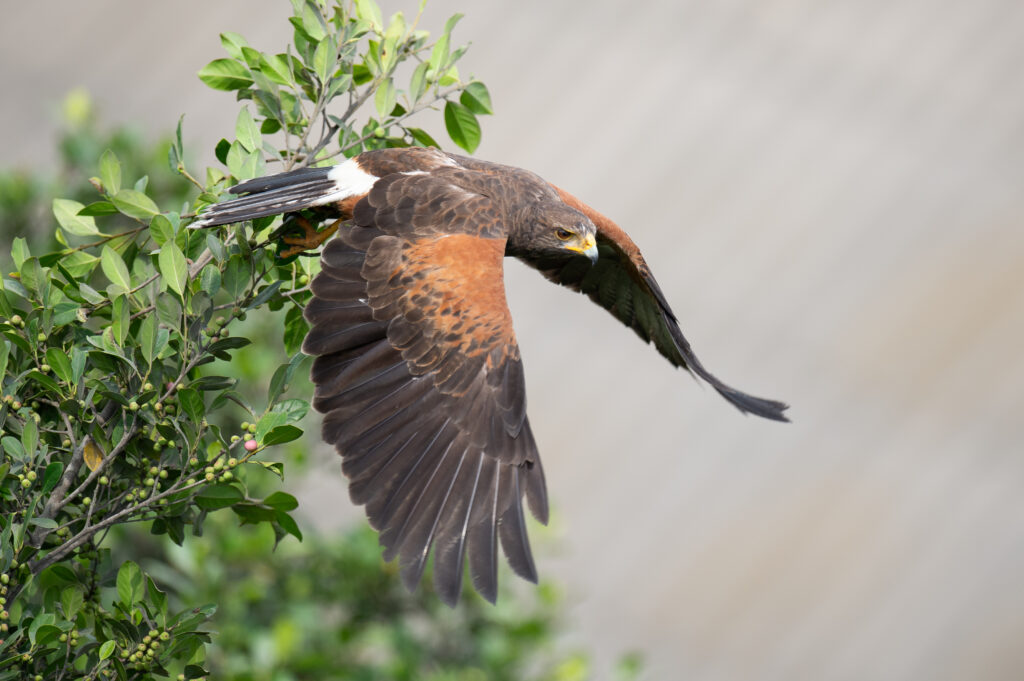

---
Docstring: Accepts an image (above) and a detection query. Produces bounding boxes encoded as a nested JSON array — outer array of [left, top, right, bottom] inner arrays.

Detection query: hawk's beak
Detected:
[[567, 235, 599, 264]]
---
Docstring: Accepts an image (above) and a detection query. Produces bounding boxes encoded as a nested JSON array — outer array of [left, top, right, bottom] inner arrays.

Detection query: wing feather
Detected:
[[303, 172, 547, 605], [540, 186, 790, 422]]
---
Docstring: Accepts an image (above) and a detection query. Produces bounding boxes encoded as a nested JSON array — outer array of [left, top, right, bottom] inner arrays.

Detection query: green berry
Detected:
[[129, 401, 139, 411], [20, 478, 30, 489], [39, 363, 51, 373], [26, 470, 36, 481], [82, 497, 91, 506], [99, 476, 108, 485], [37, 333, 47, 342]]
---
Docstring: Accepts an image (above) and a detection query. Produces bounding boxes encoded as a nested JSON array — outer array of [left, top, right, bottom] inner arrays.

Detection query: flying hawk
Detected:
[[194, 146, 789, 605]]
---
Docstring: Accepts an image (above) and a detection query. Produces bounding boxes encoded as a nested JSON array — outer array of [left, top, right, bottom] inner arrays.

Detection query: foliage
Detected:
[[0, 1, 522, 679], [136, 514, 587, 681]]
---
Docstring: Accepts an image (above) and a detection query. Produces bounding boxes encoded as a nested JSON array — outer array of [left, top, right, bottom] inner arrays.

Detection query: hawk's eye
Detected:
[[555, 228, 573, 241]]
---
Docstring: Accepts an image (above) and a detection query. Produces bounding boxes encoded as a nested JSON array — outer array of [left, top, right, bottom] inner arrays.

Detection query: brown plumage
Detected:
[[194, 146, 789, 605]]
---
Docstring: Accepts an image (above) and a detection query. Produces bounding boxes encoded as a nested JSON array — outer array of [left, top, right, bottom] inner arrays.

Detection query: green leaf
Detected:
[[222, 255, 252, 299], [1, 436, 25, 461], [199, 264, 221, 296], [262, 424, 302, 446], [11, 237, 29, 269], [53, 198, 100, 236], [78, 200, 118, 216], [312, 35, 337, 85], [374, 76, 397, 118], [177, 387, 204, 424], [61, 585, 84, 619], [409, 62, 429, 104], [99, 148, 122, 194], [116, 560, 144, 607], [195, 484, 243, 511], [111, 294, 130, 346], [41, 461, 63, 494], [259, 461, 285, 479], [271, 397, 309, 422], [248, 280, 282, 309], [268, 352, 306, 404], [219, 32, 249, 60], [198, 58, 253, 91], [235, 107, 262, 153], [283, 304, 308, 355], [226, 141, 264, 181], [355, 0, 384, 32], [429, 33, 450, 74], [21, 417, 38, 458], [460, 81, 494, 115], [301, 2, 328, 41], [263, 491, 298, 512], [45, 347, 73, 385], [111, 188, 159, 221], [407, 126, 441, 148], [206, 234, 227, 263], [208, 336, 251, 354], [158, 241, 188, 297], [98, 640, 116, 661], [70, 346, 86, 384], [254, 411, 287, 442], [0, 341, 7, 385], [444, 100, 481, 153], [59, 251, 99, 280], [259, 52, 293, 86], [275, 510, 303, 542], [28, 369, 62, 393], [138, 313, 157, 366], [150, 213, 175, 246], [443, 12, 464, 36]]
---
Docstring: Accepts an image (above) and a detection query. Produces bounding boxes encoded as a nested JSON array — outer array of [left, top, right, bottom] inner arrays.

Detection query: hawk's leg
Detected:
[[277, 214, 343, 258]]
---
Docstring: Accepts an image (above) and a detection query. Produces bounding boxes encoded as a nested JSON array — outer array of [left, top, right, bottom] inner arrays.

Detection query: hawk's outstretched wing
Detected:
[[303, 171, 547, 606], [534, 187, 789, 422]]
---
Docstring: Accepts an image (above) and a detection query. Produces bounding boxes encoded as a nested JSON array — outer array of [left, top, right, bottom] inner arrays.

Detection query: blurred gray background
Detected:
[[4, 1, 1024, 679]]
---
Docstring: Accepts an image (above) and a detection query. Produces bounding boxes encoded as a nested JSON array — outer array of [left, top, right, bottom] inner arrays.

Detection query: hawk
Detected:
[[194, 147, 788, 605]]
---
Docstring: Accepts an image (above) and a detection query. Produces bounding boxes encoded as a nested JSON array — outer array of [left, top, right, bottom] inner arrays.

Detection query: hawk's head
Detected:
[[511, 202, 598, 264]]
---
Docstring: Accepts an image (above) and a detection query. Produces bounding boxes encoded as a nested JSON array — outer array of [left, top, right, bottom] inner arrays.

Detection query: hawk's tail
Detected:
[[191, 159, 378, 228]]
